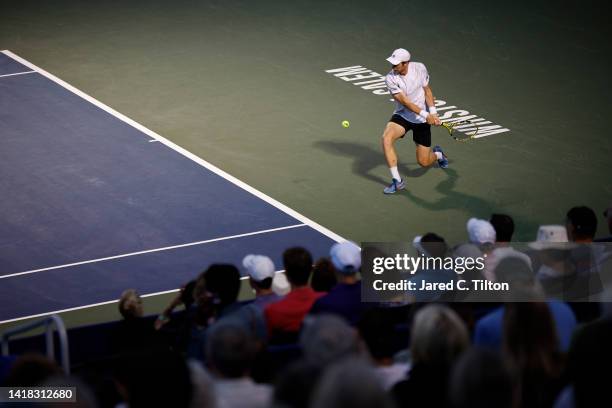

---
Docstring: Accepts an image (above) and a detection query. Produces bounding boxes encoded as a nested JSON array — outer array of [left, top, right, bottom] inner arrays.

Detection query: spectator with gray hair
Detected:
[[309, 358, 395, 408], [391, 304, 469, 408], [206, 320, 272, 408], [300, 314, 363, 368], [111, 289, 166, 354]]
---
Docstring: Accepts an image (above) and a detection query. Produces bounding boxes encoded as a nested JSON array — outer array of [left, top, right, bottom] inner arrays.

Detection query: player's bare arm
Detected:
[[393, 92, 438, 126], [423, 85, 441, 125]]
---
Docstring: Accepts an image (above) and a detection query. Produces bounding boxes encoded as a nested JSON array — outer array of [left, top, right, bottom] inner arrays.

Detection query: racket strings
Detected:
[[441, 120, 479, 141]]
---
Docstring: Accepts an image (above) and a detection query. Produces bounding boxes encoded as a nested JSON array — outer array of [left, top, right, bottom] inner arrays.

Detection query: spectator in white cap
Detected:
[[527, 226, 594, 303], [227, 255, 284, 343], [242, 254, 283, 310], [309, 241, 371, 326], [467, 218, 497, 246], [528, 225, 576, 280]]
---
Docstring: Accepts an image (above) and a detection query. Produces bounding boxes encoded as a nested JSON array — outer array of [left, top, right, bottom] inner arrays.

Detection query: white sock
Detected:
[[434, 151, 443, 160], [390, 166, 401, 181]]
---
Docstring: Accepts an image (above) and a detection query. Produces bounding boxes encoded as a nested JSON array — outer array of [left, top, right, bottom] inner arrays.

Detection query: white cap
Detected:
[[330, 241, 361, 274], [386, 48, 411, 65], [467, 218, 497, 244], [528, 225, 576, 250], [242, 254, 275, 282], [272, 273, 290, 296]]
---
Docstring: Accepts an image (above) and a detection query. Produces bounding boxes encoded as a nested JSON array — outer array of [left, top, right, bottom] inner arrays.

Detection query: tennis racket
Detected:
[[440, 120, 480, 142]]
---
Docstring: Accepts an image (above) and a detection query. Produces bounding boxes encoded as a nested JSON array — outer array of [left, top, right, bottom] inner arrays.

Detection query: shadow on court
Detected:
[[314, 139, 539, 239], [314, 140, 430, 186], [403, 168, 540, 238]]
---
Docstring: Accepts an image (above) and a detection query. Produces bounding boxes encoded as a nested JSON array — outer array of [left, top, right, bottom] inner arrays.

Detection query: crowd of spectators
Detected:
[[0, 203, 611, 408]]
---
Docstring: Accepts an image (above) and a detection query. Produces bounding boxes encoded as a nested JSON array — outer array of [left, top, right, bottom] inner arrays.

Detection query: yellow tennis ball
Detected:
[[342, 120, 350, 128]]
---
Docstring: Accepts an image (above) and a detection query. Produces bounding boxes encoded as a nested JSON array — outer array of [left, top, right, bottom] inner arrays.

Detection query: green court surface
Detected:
[[1, 0, 610, 329]]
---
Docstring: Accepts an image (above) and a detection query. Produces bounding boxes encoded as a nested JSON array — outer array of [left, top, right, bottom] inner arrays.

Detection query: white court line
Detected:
[[0, 270, 288, 325], [0, 70, 36, 78], [0, 50, 345, 246], [0, 224, 306, 280]]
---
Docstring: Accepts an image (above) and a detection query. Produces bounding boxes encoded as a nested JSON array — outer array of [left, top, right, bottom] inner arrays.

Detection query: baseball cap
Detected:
[[330, 241, 361, 274], [242, 254, 275, 282], [386, 48, 411, 65], [467, 218, 497, 244]]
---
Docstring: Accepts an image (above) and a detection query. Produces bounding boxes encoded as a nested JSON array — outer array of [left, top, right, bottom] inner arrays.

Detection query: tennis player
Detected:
[[381, 48, 448, 194]]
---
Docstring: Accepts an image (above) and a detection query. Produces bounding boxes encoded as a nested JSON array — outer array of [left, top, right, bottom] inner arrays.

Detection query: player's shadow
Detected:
[[403, 167, 540, 237], [313, 139, 539, 236], [313, 140, 430, 186]]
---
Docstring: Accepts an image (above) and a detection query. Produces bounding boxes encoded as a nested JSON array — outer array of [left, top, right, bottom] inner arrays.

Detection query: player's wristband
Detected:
[[419, 109, 429, 119], [428, 106, 437, 115]]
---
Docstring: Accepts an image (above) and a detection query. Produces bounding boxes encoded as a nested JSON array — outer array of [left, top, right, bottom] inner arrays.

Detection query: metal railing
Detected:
[[1, 314, 70, 374]]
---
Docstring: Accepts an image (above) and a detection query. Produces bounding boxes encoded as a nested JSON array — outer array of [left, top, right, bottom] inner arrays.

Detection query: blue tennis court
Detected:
[[0, 50, 342, 324]]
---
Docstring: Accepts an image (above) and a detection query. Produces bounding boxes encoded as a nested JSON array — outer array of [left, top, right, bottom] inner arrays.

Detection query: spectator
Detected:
[[503, 302, 566, 408], [529, 226, 595, 302], [358, 308, 409, 390], [405, 233, 456, 302], [562, 289, 612, 408], [309, 358, 395, 408], [484, 214, 532, 281], [265, 247, 323, 342], [242, 254, 282, 309], [474, 257, 577, 352], [309, 241, 369, 325], [466, 217, 496, 252], [311, 257, 337, 293], [114, 350, 193, 408], [274, 360, 322, 408], [566, 206, 597, 243], [449, 348, 516, 408], [111, 289, 166, 354], [392, 304, 469, 408], [3, 354, 62, 386], [185, 264, 242, 360], [118, 288, 144, 319], [567, 289, 611, 402], [206, 320, 272, 408], [154, 279, 197, 330], [300, 314, 363, 368], [199, 264, 242, 318], [232, 254, 283, 342]]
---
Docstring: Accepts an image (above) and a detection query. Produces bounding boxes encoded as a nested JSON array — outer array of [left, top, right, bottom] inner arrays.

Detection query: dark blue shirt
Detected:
[[309, 281, 368, 326]]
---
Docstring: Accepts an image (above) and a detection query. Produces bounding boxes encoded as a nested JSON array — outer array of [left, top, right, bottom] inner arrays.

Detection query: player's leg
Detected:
[[413, 123, 448, 168], [381, 120, 407, 194], [382, 121, 406, 168], [415, 144, 438, 167]]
